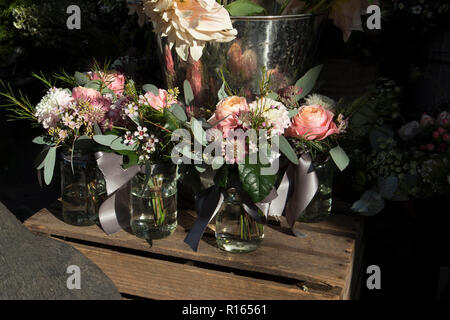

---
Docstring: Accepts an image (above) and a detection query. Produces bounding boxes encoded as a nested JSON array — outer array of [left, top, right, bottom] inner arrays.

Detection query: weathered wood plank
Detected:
[[24, 208, 358, 291], [63, 240, 340, 300]]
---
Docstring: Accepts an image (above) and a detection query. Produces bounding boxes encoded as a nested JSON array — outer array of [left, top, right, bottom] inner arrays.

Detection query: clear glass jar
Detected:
[[215, 188, 264, 253], [298, 159, 334, 223], [129, 164, 177, 240], [61, 150, 106, 226]]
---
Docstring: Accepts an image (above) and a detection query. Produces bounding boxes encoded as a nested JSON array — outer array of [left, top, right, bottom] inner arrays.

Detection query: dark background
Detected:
[[1, 0, 449, 299]]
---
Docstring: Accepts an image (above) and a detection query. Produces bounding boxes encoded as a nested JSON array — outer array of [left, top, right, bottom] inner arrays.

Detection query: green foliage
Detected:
[[238, 162, 276, 203], [225, 0, 267, 16]]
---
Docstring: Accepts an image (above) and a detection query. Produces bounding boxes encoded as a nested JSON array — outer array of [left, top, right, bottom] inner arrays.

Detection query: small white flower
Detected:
[[124, 131, 135, 145], [134, 126, 149, 140]]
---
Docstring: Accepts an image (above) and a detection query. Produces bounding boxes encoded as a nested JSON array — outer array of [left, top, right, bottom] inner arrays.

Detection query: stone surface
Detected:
[[0, 201, 122, 300]]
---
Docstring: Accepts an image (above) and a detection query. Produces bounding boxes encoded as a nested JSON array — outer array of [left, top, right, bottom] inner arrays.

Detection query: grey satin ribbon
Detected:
[[184, 186, 277, 252], [95, 152, 141, 234], [268, 153, 319, 237]]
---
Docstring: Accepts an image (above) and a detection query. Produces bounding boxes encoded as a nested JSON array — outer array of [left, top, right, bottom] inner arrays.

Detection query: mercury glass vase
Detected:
[[215, 188, 264, 253], [129, 164, 178, 240], [60, 150, 106, 226], [298, 159, 334, 223]]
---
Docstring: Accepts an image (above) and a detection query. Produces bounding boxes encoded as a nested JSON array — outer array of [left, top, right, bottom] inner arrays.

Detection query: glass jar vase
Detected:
[[129, 164, 177, 240], [297, 159, 334, 223], [215, 188, 264, 253], [61, 150, 106, 226]]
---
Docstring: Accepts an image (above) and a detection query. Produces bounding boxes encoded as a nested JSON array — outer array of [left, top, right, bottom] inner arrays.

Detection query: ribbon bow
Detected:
[[95, 152, 141, 234], [184, 153, 319, 251]]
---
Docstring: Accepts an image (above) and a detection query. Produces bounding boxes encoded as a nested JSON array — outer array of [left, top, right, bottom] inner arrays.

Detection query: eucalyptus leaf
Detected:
[[183, 80, 194, 106], [110, 138, 136, 151], [32, 135, 52, 145], [288, 109, 299, 118], [218, 82, 228, 101], [329, 146, 349, 171], [273, 135, 299, 165], [142, 84, 159, 95], [266, 92, 279, 100], [191, 117, 207, 146], [351, 191, 385, 216], [74, 71, 90, 85], [93, 123, 103, 136], [295, 64, 323, 100], [34, 146, 50, 170], [169, 104, 188, 122], [84, 80, 102, 91], [44, 146, 57, 185], [211, 156, 224, 170], [93, 134, 120, 147]]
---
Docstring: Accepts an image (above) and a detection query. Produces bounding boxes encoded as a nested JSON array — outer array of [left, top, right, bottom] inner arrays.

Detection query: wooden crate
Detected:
[[24, 205, 363, 300]]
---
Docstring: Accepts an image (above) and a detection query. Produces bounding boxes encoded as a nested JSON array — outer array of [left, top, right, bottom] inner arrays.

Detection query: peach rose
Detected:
[[209, 96, 249, 138], [89, 71, 125, 96], [141, 89, 177, 111], [286, 104, 340, 140]]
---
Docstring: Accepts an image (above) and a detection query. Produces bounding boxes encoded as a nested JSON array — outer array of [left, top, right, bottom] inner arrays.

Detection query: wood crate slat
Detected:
[[23, 207, 363, 299], [64, 240, 340, 300]]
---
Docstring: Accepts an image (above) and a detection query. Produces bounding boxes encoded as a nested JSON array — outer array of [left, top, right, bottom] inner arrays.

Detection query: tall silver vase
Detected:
[[156, 14, 326, 108]]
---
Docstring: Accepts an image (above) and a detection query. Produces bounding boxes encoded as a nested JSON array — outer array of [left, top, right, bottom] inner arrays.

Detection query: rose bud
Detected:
[[426, 143, 435, 151], [432, 131, 440, 139], [437, 127, 446, 134], [443, 133, 450, 142]]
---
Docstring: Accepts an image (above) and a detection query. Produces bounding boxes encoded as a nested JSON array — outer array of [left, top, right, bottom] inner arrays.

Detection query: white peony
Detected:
[[35, 88, 73, 129], [142, 0, 237, 61]]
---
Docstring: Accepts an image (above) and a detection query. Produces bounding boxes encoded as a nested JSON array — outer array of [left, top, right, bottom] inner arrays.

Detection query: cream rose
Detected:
[[209, 96, 249, 138]]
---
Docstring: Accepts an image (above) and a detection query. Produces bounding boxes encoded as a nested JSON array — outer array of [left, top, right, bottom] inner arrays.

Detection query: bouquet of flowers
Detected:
[[347, 89, 450, 216]]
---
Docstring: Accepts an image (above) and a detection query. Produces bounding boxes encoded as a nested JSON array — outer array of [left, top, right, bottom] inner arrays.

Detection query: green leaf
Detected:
[[44, 146, 57, 185], [93, 123, 103, 136], [351, 191, 385, 216], [84, 80, 102, 91], [225, 0, 266, 16], [329, 145, 349, 171], [183, 80, 194, 106], [288, 109, 299, 118], [74, 71, 90, 86], [238, 163, 276, 203], [163, 107, 181, 131], [214, 165, 227, 188], [217, 82, 228, 101], [295, 65, 323, 100], [191, 117, 207, 146], [93, 134, 120, 147], [34, 146, 50, 170], [111, 138, 136, 151], [32, 135, 52, 145], [211, 156, 224, 170], [274, 135, 299, 165], [142, 84, 159, 95], [169, 104, 188, 122], [266, 92, 279, 100]]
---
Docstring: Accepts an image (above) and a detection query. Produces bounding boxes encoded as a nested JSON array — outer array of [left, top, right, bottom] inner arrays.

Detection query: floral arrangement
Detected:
[[345, 80, 450, 216]]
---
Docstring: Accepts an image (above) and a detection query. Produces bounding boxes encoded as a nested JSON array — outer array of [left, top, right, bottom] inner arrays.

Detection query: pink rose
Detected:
[[437, 111, 450, 126], [286, 104, 340, 140], [420, 113, 434, 127], [72, 86, 102, 101], [89, 71, 125, 96], [141, 89, 177, 111], [209, 96, 249, 138]]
